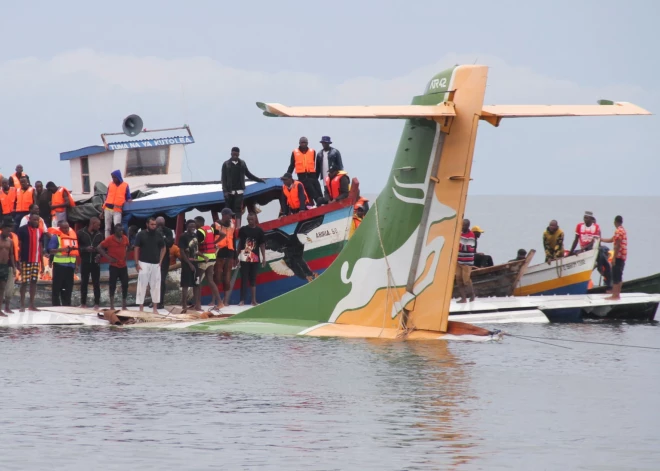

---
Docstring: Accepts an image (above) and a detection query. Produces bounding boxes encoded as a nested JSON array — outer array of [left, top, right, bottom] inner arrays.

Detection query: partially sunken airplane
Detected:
[[180, 64, 649, 340]]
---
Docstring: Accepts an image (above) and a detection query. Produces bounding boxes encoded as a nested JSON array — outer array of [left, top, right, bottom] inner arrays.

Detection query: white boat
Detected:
[[514, 239, 600, 296]]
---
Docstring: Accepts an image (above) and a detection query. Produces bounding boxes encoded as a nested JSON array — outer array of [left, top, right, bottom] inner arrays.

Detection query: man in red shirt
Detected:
[[456, 218, 476, 303], [569, 211, 601, 255], [600, 215, 627, 301], [97, 224, 130, 310]]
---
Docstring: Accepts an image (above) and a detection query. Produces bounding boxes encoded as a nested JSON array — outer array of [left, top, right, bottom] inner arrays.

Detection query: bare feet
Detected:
[[457, 299, 467, 304], [79, 304, 88, 308], [109, 305, 115, 310], [238, 301, 245, 306], [0, 311, 7, 317], [28, 306, 40, 312], [121, 301, 127, 310], [93, 305, 100, 310], [139, 305, 144, 312], [251, 301, 259, 306], [604, 296, 620, 301], [5, 307, 13, 314], [19, 308, 25, 313]]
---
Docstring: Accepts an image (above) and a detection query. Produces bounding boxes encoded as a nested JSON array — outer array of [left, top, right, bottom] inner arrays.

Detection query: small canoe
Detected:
[[588, 272, 660, 295], [453, 250, 535, 298]]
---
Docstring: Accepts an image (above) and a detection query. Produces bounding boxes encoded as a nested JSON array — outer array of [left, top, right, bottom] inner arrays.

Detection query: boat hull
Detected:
[[588, 272, 660, 295]]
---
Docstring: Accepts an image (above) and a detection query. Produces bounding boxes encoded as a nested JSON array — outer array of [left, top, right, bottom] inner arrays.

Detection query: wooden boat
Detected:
[[588, 272, 660, 295], [454, 249, 535, 298]]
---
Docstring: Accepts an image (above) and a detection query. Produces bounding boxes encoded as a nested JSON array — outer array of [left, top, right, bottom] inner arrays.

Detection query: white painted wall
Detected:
[[68, 144, 185, 197]]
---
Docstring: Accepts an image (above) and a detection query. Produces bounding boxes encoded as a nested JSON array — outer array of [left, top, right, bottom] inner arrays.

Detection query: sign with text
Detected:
[[107, 135, 195, 151]]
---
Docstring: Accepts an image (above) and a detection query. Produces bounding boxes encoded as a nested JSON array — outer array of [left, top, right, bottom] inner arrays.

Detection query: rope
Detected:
[[506, 333, 572, 350], [372, 200, 408, 338], [510, 334, 660, 351], [555, 256, 564, 278]]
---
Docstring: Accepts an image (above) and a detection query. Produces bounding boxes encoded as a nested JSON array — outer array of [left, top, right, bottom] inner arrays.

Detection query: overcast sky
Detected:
[[0, 0, 657, 195]]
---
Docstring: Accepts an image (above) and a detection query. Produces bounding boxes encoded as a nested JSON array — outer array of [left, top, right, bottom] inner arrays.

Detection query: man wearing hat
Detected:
[[221, 147, 265, 228], [317, 136, 344, 184], [569, 211, 601, 255], [471, 226, 493, 268], [279, 173, 309, 216]]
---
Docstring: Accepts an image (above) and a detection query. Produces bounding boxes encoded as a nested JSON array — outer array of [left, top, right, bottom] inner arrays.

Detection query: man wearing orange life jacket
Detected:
[[46, 181, 75, 228], [9, 165, 29, 189], [286, 136, 322, 204], [103, 170, 132, 238], [279, 173, 310, 217], [212, 209, 235, 306], [15, 177, 35, 227], [322, 165, 350, 204], [0, 178, 17, 218], [349, 205, 366, 239], [48, 220, 79, 306]]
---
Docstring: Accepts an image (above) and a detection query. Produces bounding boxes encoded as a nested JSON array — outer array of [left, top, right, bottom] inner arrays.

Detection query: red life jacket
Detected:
[[197, 226, 217, 260]]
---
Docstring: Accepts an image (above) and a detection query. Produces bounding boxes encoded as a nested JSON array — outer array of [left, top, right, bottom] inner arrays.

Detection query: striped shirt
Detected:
[[458, 231, 476, 265]]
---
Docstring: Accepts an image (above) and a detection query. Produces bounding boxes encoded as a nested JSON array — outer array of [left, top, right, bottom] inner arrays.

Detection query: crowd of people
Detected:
[[455, 211, 628, 303]]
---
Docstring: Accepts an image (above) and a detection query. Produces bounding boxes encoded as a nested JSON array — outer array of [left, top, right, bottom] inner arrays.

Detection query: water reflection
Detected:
[[364, 340, 478, 469]]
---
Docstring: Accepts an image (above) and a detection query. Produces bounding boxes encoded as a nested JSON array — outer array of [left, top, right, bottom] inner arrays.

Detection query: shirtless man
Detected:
[[0, 221, 17, 316]]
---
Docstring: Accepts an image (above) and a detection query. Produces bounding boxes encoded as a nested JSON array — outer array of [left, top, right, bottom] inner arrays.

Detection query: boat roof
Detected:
[[121, 178, 282, 220]]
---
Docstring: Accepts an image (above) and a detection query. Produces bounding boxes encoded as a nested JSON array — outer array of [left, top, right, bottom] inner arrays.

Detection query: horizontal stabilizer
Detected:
[[481, 102, 651, 126], [255, 102, 456, 119]]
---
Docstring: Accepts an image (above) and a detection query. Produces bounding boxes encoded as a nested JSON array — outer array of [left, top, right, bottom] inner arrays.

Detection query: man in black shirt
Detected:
[[221, 147, 265, 227], [236, 213, 266, 306], [77, 217, 103, 308], [134, 217, 166, 313], [35, 181, 52, 228], [155, 216, 175, 309], [178, 219, 202, 312]]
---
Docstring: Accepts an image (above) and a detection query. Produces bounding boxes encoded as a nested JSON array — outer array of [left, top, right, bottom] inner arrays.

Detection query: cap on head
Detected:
[[221, 207, 234, 217], [584, 211, 594, 218], [320, 136, 332, 144], [471, 226, 484, 234], [329, 164, 339, 173], [281, 172, 293, 180]]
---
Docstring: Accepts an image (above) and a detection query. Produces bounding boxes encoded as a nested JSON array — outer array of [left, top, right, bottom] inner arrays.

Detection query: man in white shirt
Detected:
[[19, 204, 46, 231], [317, 136, 344, 183]]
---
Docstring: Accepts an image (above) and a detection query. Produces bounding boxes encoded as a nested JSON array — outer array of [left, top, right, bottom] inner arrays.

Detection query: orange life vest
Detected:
[[16, 187, 35, 212], [0, 188, 16, 214], [103, 181, 129, 212], [293, 148, 316, 174], [215, 220, 235, 251], [52, 229, 79, 264], [51, 187, 75, 216], [354, 196, 369, 211], [324, 171, 349, 200], [10, 172, 28, 189], [282, 181, 309, 210]]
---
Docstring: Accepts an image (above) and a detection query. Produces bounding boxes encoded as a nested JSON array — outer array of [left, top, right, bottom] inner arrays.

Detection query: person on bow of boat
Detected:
[[221, 147, 266, 228], [317, 136, 344, 185], [599, 215, 628, 301], [279, 173, 310, 216], [319, 165, 350, 205], [456, 219, 476, 303], [543, 220, 564, 263]]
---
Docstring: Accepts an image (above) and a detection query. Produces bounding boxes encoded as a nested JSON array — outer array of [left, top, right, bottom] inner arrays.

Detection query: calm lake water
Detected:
[[1, 196, 658, 470]]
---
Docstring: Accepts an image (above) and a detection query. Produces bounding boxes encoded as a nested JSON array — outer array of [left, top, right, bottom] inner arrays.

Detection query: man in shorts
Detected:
[[212, 208, 236, 306], [0, 221, 17, 316], [178, 219, 201, 312], [600, 215, 628, 301], [16, 213, 43, 312]]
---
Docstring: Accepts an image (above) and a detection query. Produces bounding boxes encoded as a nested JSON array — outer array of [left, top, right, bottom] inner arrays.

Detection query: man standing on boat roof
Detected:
[[456, 219, 476, 303], [543, 220, 565, 263], [77, 217, 103, 310], [46, 181, 74, 228], [15, 177, 35, 227], [221, 147, 265, 228], [600, 215, 627, 301], [317, 136, 344, 184], [0, 178, 16, 219], [10, 165, 29, 189], [569, 211, 601, 254], [103, 170, 131, 238], [16, 213, 43, 312], [287, 137, 322, 205]]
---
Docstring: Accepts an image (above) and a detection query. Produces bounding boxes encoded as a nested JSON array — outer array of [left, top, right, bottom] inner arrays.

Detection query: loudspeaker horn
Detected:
[[122, 114, 143, 137]]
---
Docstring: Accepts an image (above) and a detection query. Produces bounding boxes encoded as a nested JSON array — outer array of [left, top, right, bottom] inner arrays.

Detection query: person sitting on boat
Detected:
[[543, 220, 564, 263], [97, 223, 131, 310], [471, 226, 493, 268], [16, 213, 43, 312], [212, 209, 236, 307], [279, 173, 310, 216], [509, 249, 527, 262], [599, 215, 627, 301], [102, 170, 132, 238], [15, 177, 35, 227], [287, 137, 322, 205], [320, 165, 350, 205], [10, 165, 29, 189], [221, 147, 266, 228], [46, 181, 75, 228], [0, 178, 16, 219], [569, 211, 601, 255], [456, 219, 476, 303], [0, 220, 17, 317], [317, 136, 344, 185], [48, 220, 79, 307]]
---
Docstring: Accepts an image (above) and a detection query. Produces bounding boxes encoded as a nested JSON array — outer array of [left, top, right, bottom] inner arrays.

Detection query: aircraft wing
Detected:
[[480, 102, 651, 127], [256, 102, 456, 119]]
